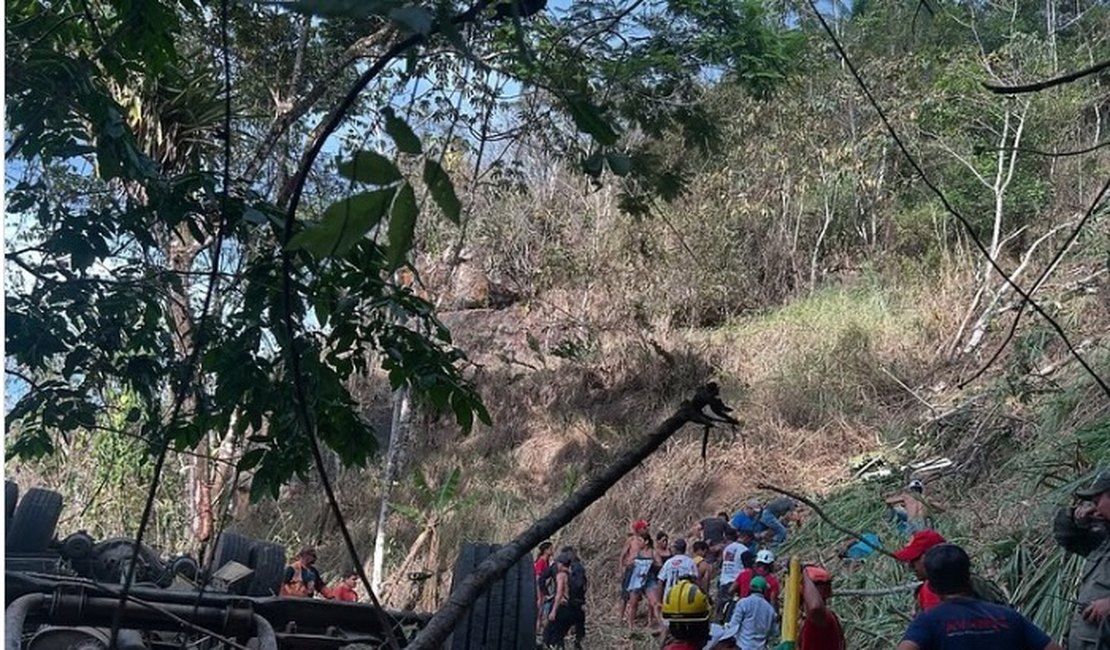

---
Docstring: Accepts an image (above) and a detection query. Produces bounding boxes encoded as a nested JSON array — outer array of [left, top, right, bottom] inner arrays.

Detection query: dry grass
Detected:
[[15, 260, 1108, 650]]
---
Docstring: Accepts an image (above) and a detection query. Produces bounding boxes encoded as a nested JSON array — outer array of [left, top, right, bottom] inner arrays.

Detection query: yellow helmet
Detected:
[[662, 580, 711, 621]]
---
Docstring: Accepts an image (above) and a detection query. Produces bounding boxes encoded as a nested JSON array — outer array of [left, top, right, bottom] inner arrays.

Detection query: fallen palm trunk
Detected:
[[405, 382, 737, 650], [837, 582, 922, 597]]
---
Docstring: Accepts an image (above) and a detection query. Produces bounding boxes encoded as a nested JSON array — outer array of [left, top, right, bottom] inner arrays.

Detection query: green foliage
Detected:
[[288, 188, 397, 257], [393, 465, 472, 524]]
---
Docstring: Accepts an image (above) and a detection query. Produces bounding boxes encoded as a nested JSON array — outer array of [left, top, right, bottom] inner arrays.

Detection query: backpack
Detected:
[[568, 561, 588, 603], [537, 564, 556, 598]]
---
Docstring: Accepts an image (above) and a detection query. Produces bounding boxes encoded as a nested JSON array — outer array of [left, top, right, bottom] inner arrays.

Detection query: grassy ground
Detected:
[[14, 269, 1108, 648]]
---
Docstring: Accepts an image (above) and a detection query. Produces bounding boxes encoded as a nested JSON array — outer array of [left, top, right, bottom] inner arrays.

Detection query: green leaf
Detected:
[[606, 152, 633, 176], [413, 466, 431, 502], [286, 188, 395, 258], [389, 6, 433, 35], [436, 467, 462, 508], [422, 159, 461, 224], [583, 152, 604, 178], [238, 448, 265, 471], [386, 183, 418, 270], [338, 151, 403, 185], [389, 502, 423, 522], [382, 107, 422, 154], [564, 96, 619, 146]]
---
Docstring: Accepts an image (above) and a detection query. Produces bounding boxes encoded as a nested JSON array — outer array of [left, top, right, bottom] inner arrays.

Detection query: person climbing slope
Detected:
[[798, 565, 844, 650]]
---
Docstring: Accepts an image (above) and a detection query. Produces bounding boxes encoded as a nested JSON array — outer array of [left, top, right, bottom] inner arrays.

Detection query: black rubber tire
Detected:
[[247, 540, 287, 596], [5, 481, 18, 531], [448, 542, 537, 650], [6, 487, 63, 553], [210, 531, 254, 594]]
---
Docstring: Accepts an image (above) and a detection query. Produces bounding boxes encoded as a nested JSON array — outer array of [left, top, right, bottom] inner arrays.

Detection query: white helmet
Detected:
[[907, 479, 924, 491], [755, 549, 775, 565]]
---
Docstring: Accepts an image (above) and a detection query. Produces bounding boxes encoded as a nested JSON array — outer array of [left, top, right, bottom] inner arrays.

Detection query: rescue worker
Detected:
[[281, 546, 322, 597], [1055, 470, 1110, 650], [798, 565, 844, 650], [896, 544, 1061, 650], [660, 579, 713, 650]]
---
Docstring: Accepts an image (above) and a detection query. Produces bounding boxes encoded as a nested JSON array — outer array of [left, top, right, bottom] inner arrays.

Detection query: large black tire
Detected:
[[247, 540, 287, 596], [6, 487, 63, 553], [448, 542, 537, 650], [5, 481, 18, 530], [209, 531, 254, 594]]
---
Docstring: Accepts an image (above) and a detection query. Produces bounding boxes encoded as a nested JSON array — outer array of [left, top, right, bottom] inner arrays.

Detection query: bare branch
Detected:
[[983, 57, 1110, 94]]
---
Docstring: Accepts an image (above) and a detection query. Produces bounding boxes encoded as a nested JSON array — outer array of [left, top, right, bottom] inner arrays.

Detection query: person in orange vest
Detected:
[[280, 547, 323, 598]]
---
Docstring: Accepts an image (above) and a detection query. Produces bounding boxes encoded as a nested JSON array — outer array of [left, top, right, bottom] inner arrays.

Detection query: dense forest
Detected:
[[6, 0, 1110, 646]]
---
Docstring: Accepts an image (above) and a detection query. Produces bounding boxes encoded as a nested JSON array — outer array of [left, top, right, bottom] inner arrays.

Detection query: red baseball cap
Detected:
[[804, 565, 832, 583], [894, 530, 946, 563], [632, 519, 649, 533]]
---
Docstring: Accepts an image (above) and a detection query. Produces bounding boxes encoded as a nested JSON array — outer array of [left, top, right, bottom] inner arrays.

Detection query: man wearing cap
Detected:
[[896, 543, 1061, 650], [1054, 470, 1110, 650], [894, 529, 948, 613], [735, 550, 781, 609], [281, 547, 322, 597], [731, 500, 762, 539], [728, 575, 776, 650], [799, 565, 844, 650]]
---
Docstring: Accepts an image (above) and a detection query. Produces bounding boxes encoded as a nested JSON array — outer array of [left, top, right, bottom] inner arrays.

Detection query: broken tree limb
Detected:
[[404, 382, 735, 650], [837, 582, 922, 597], [755, 483, 901, 561]]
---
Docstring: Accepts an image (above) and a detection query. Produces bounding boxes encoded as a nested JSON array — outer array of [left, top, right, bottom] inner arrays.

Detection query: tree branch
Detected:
[[838, 582, 922, 597], [983, 57, 1110, 94], [804, 0, 1110, 400], [755, 483, 899, 561], [242, 26, 396, 183], [405, 383, 736, 650]]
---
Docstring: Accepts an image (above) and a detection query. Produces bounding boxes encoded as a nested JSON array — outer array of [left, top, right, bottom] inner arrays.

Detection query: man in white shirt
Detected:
[[658, 538, 698, 600], [717, 528, 749, 604]]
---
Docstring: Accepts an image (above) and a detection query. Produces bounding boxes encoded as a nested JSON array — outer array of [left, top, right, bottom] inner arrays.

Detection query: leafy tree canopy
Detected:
[[5, 0, 799, 500]]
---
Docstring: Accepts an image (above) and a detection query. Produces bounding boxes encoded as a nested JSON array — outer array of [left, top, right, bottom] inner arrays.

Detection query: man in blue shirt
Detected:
[[897, 544, 1062, 650], [731, 499, 761, 535]]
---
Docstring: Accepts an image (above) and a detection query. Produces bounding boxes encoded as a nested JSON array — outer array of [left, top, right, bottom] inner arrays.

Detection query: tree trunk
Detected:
[[369, 386, 412, 592], [404, 383, 732, 650]]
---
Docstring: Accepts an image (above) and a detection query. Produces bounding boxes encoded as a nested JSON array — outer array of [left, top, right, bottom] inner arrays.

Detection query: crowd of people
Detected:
[[533, 469, 1110, 650]]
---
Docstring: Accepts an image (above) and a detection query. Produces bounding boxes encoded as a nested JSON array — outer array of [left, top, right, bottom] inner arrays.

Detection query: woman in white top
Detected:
[[624, 535, 657, 627]]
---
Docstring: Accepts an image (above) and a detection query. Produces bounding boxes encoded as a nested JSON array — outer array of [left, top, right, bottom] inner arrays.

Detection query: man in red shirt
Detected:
[[799, 565, 844, 650], [734, 549, 781, 609], [323, 572, 359, 602], [893, 529, 947, 613]]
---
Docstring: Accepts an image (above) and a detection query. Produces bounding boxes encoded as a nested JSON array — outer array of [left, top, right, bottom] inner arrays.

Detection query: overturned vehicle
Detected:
[[5, 482, 536, 650]]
